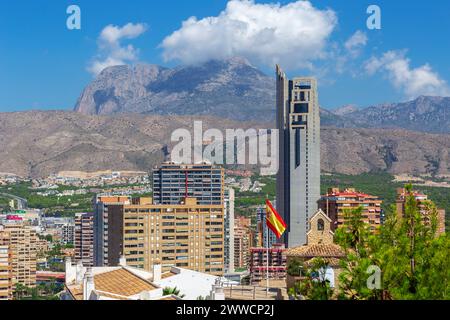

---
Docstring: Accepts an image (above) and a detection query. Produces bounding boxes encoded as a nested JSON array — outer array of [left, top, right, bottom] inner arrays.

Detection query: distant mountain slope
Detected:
[[74, 57, 275, 121], [74, 59, 450, 133], [340, 96, 450, 134], [1, 111, 448, 178]]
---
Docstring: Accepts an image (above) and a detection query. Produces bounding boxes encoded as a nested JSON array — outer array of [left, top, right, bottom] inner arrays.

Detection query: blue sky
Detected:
[[0, 0, 449, 112]]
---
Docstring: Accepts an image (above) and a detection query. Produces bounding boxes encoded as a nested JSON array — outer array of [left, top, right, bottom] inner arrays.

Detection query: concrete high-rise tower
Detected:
[[276, 65, 321, 247]]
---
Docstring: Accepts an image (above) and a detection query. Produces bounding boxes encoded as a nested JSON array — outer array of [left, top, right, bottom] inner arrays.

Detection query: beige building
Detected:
[[74, 212, 95, 267], [35, 238, 49, 257], [122, 197, 225, 276], [234, 218, 253, 270], [0, 230, 12, 300], [0, 223, 38, 289], [319, 188, 383, 233], [285, 210, 345, 291]]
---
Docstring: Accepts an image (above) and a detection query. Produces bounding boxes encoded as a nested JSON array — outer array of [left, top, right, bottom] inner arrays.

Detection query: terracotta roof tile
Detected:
[[67, 268, 157, 300], [94, 269, 157, 297], [285, 244, 345, 258]]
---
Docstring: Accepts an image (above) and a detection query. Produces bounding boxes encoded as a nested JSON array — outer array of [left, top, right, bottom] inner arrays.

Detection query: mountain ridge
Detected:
[[0, 110, 448, 178], [74, 59, 450, 133]]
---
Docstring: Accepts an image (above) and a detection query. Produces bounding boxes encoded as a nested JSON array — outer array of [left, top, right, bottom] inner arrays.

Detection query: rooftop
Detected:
[[285, 244, 345, 259], [66, 267, 158, 300]]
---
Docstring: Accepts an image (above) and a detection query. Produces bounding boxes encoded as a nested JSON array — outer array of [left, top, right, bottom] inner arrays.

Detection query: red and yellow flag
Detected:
[[265, 199, 287, 239]]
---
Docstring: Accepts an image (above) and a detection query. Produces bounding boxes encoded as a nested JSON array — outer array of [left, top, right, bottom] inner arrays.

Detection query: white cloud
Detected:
[[365, 50, 450, 98], [344, 30, 367, 57], [160, 0, 337, 70], [88, 23, 148, 76]]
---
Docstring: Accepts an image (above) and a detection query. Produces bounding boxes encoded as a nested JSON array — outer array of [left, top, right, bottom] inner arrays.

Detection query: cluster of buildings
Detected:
[[224, 177, 266, 193], [0, 67, 447, 301], [32, 171, 150, 189], [0, 174, 23, 186]]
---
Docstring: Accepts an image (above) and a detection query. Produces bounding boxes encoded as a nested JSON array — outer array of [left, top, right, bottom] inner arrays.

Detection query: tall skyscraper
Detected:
[[0, 230, 12, 300], [0, 223, 37, 288], [74, 213, 95, 267], [276, 65, 321, 247], [93, 196, 130, 266]]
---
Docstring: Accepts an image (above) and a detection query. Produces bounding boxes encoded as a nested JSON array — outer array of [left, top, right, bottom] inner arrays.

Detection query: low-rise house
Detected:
[[285, 210, 345, 290], [62, 257, 236, 300]]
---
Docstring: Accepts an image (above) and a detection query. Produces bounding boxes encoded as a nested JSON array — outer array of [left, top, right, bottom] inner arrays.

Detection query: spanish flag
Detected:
[[266, 199, 287, 239]]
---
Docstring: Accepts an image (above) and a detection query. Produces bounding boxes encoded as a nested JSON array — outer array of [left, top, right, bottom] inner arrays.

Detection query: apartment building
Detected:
[[234, 217, 253, 270], [152, 163, 224, 205], [396, 188, 446, 235], [61, 223, 75, 245], [1, 223, 37, 288], [224, 188, 235, 274], [276, 66, 321, 247], [0, 229, 12, 300], [319, 188, 383, 232], [249, 245, 286, 285], [122, 197, 225, 276], [74, 213, 95, 267], [93, 196, 130, 267]]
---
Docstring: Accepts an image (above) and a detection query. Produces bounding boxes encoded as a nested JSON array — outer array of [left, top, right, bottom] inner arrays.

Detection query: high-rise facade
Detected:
[[224, 188, 235, 274], [74, 213, 95, 267], [152, 163, 223, 205], [276, 65, 321, 247], [0, 223, 37, 288], [0, 229, 12, 300], [122, 197, 225, 276], [233, 217, 253, 270], [93, 196, 130, 266]]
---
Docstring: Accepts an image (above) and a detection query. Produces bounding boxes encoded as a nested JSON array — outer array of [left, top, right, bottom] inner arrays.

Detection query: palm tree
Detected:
[[163, 287, 185, 298]]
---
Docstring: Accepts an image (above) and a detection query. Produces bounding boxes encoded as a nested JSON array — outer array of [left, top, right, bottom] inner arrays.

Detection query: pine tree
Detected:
[[336, 184, 449, 300]]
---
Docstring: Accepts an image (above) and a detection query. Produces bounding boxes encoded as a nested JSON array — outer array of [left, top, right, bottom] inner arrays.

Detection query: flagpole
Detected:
[[266, 195, 269, 295]]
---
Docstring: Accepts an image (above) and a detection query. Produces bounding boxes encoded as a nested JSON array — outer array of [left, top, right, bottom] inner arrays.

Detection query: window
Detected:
[[318, 219, 325, 231]]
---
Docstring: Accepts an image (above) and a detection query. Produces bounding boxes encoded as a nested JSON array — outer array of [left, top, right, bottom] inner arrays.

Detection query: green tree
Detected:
[[163, 287, 185, 298], [334, 206, 384, 300], [372, 185, 449, 300], [287, 259, 304, 277], [336, 184, 450, 300], [288, 258, 334, 300]]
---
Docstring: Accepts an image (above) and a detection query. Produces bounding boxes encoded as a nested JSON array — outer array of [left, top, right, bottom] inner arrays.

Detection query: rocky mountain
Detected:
[[0, 111, 448, 178], [74, 59, 450, 134], [75, 57, 275, 121], [334, 96, 450, 134]]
